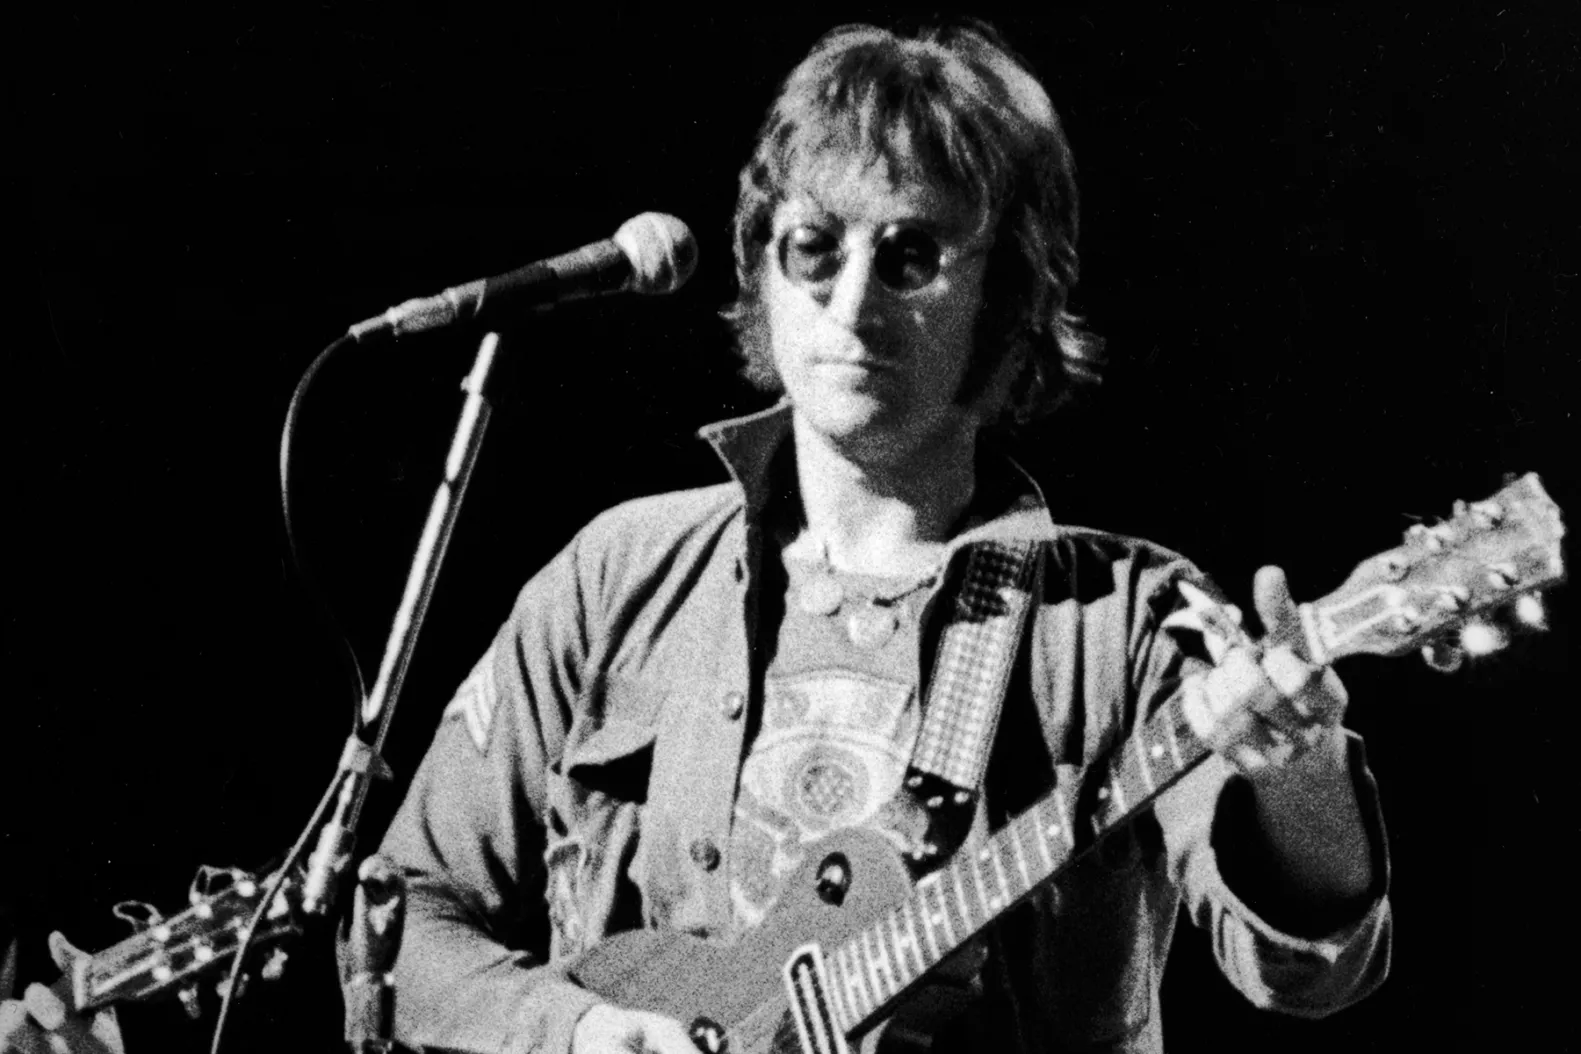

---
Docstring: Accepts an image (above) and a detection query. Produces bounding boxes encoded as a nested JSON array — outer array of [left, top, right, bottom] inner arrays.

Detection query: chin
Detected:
[[794, 389, 900, 439], [795, 396, 970, 465]]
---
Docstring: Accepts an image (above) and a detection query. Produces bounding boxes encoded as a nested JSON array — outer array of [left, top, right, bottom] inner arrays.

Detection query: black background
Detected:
[[5, 5, 1576, 1052]]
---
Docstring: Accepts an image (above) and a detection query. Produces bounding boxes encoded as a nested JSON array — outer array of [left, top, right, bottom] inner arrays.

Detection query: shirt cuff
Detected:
[[511, 977, 605, 1054], [1211, 730, 1392, 943]]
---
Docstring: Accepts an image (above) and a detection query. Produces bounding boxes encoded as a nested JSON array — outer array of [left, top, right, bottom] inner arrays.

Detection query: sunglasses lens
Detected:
[[780, 227, 842, 286], [874, 228, 942, 291]]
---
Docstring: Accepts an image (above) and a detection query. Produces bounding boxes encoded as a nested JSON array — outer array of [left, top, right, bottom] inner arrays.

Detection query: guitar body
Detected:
[[570, 827, 916, 1054]]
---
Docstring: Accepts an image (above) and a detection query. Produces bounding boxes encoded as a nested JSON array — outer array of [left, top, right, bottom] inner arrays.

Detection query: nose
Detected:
[[822, 242, 883, 331]]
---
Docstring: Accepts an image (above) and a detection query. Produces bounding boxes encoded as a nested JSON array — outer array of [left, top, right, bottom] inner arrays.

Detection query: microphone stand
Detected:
[[300, 329, 506, 916], [344, 855, 406, 1053]]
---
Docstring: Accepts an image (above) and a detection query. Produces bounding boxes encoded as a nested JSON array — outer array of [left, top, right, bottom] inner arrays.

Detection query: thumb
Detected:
[[47, 932, 85, 975], [1253, 565, 1302, 649]]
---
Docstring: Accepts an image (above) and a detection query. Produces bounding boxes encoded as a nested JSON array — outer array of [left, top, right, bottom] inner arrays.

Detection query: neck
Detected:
[[785, 414, 978, 577]]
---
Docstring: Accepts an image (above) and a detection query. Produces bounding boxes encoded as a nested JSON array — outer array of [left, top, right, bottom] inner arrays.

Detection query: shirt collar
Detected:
[[697, 401, 1062, 549]]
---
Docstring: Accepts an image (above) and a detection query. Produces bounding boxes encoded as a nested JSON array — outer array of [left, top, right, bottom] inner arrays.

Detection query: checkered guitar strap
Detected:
[[900, 539, 1039, 857]]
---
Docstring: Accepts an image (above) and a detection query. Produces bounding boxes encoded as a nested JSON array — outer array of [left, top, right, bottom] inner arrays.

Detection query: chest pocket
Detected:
[[543, 681, 662, 960]]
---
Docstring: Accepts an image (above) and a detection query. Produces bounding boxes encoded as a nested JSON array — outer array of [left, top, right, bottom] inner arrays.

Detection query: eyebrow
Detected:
[[778, 199, 975, 243]]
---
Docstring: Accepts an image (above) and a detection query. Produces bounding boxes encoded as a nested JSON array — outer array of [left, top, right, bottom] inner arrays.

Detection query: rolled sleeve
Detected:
[[1158, 734, 1393, 1017], [367, 537, 601, 1054]]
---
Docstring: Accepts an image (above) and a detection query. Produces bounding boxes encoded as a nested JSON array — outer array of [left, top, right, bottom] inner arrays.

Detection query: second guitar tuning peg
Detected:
[[1459, 620, 1507, 657], [1513, 592, 1547, 629], [1421, 638, 1466, 673]]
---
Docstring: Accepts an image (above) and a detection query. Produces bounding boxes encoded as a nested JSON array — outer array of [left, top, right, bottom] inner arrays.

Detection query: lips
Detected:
[[812, 354, 895, 370]]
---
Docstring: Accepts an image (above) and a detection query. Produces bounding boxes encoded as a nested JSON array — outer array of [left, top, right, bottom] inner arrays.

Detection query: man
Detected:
[[1, 18, 1389, 1054], [372, 19, 1389, 1054]]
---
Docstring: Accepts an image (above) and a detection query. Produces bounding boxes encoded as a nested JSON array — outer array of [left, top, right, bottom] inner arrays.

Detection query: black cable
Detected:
[[207, 774, 339, 1054], [278, 331, 369, 715], [208, 332, 369, 1054]]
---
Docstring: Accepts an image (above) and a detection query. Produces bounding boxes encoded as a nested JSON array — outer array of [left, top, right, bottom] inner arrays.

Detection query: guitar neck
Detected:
[[815, 680, 1213, 1036], [816, 467, 1567, 1036]]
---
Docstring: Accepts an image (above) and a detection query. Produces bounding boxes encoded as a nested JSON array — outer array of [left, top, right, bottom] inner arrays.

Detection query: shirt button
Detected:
[[689, 838, 721, 872], [721, 691, 745, 720]]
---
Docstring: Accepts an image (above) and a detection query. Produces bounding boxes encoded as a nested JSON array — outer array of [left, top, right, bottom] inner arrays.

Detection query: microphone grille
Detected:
[[613, 213, 698, 295]]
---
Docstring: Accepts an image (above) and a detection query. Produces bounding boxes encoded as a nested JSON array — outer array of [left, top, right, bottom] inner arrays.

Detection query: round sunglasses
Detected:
[[776, 223, 985, 296]]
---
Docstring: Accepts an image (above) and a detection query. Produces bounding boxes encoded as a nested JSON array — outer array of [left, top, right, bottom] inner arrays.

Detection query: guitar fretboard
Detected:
[[816, 685, 1211, 1035]]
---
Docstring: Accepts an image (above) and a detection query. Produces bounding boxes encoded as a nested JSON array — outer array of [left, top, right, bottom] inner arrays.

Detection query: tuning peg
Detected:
[[1391, 605, 1424, 634], [1513, 593, 1547, 629], [190, 864, 255, 903], [1469, 499, 1506, 528], [1422, 638, 1466, 673], [259, 946, 290, 981], [1459, 620, 1507, 657], [215, 974, 249, 1002], [111, 900, 164, 933], [1484, 561, 1520, 590], [1380, 554, 1409, 582], [1433, 585, 1471, 614], [1407, 523, 1445, 551], [177, 985, 202, 1020]]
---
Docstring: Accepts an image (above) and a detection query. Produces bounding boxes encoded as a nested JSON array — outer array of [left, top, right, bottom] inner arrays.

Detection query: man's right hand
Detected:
[[572, 1003, 698, 1054], [0, 933, 122, 1054]]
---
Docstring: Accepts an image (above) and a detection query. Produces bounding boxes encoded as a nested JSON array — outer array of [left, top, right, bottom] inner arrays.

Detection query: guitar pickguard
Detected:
[[571, 828, 915, 1054]]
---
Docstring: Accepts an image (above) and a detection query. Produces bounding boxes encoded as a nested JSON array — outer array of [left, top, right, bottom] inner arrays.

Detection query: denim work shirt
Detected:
[[373, 404, 1392, 1054]]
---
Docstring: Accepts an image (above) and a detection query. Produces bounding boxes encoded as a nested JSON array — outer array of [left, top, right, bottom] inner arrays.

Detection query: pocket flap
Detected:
[[563, 678, 665, 784]]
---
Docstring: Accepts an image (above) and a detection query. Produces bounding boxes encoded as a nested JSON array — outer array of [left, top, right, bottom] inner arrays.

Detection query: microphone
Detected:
[[348, 212, 697, 343]]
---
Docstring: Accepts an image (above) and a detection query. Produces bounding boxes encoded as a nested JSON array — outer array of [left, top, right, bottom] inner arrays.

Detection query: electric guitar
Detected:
[[58, 474, 1564, 1054], [567, 472, 1566, 1054]]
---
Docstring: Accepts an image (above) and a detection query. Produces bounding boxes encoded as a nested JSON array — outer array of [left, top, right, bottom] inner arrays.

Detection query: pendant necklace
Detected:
[[795, 539, 941, 651]]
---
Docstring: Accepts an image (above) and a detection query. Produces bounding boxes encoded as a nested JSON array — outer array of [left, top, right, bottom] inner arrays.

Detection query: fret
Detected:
[[827, 944, 867, 1039], [815, 948, 844, 1030], [993, 844, 1016, 902], [1163, 704, 1186, 770], [887, 901, 928, 979], [1170, 703, 1205, 767], [1120, 767, 1148, 818], [967, 850, 994, 918], [861, 925, 899, 1004], [804, 977, 843, 1054], [949, 860, 977, 933], [1027, 801, 1058, 871], [1004, 816, 1034, 892], [1044, 787, 1078, 862], [1131, 721, 1158, 794], [817, 949, 855, 1038], [913, 872, 956, 959], [795, 952, 848, 1054], [1049, 784, 1074, 847], [1091, 779, 1124, 835], [976, 846, 1010, 912], [833, 941, 872, 1020]]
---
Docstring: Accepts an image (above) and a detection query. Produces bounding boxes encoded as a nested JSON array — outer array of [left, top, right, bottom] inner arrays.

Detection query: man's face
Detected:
[[764, 156, 991, 467]]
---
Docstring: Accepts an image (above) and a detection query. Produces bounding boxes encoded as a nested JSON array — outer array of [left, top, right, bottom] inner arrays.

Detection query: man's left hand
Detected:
[[1181, 566, 1348, 776]]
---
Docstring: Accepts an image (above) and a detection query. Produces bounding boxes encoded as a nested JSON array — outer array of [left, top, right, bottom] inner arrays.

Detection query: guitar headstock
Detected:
[[1300, 473, 1565, 666], [69, 866, 302, 1014]]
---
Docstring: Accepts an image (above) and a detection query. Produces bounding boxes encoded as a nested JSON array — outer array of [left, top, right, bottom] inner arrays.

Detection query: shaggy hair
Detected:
[[722, 20, 1103, 428]]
